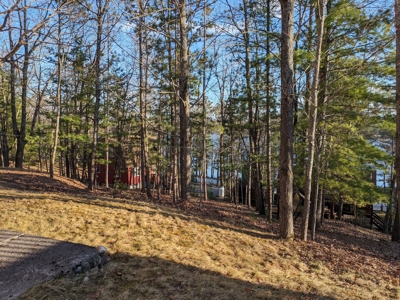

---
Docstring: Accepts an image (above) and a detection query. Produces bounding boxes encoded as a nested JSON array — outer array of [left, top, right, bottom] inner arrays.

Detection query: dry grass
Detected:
[[0, 189, 399, 300]]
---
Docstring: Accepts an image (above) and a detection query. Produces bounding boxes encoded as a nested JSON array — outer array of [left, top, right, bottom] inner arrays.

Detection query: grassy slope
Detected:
[[0, 172, 399, 299]]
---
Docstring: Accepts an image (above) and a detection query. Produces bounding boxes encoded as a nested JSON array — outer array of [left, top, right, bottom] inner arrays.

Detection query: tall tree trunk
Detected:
[[166, 0, 177, 200], [310, 133, 324, 239], [178, 0, 191, 201], [253, 20, 264, 215], [9, 57, 18, 168], [300, 0, 326, 241], [1, 71, 9, 167], [144, 28, 152, 199], [394, 0, 400, 242], [157, 102, 162, 201], [242, 0, 255, 210], [172, 47, 179, 201], [89, 0, 108, 190], [138, 0, 152, 198], [139, 0, 146, 193], [172, 86, 179, 202], [279, 0, 296, 239], [219, 75, 225, 190], [82, 104, 90, 182], [50, 13, 63, 179], [105, 22, 111, 189], [312, 0, 331, 237], [105, 109, 109, 188], [14, 7, 30, 168], [201, 0, 208, 206], [265, 0, 273, 221]]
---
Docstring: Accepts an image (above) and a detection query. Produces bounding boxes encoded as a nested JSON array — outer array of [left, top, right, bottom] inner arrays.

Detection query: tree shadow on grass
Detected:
[[0, 171, 87, 194], [20, 252, 338, 300]]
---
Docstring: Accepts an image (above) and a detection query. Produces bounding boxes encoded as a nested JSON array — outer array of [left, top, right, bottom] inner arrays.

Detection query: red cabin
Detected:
[[93, 163, 157, 188], [95, 164, 140, 187]]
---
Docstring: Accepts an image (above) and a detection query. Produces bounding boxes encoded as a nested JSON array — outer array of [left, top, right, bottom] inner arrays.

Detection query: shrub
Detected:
[[114, 180, 128, 190]]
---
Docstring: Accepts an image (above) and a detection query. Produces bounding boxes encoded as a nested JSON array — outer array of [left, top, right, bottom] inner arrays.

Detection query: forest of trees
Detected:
[[0, 0, 398, 241]]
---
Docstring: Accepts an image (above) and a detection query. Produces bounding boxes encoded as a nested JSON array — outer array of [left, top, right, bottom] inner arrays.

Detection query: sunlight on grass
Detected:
[[0, 190, 397, 300]]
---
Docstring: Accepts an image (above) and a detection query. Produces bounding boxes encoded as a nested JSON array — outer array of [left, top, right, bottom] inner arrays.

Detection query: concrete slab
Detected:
[[0, 230, 106, 300]]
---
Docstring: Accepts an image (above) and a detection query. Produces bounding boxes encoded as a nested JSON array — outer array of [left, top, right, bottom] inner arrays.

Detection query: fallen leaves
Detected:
[[296, 220, 400, 281]]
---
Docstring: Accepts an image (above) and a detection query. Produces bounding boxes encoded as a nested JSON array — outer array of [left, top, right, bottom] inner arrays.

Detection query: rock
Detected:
[[97, 245, 108, 269], [97, 245, 108, 256], [0, 230, 103, 300], [83, 277, 89, 283]]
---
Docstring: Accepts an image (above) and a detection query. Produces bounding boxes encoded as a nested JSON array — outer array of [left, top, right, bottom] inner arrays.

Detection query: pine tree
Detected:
[[279, 0, 296, 239]]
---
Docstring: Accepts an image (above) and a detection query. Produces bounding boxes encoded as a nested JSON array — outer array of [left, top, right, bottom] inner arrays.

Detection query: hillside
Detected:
[[0, 169, 399, 299]]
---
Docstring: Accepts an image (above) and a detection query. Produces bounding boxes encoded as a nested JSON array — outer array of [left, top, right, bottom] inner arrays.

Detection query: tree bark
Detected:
[[14, 6, 30, 168], [279, 0, 296, 239], [265, 0, 273, 221], [218, 73, 225, 190], [337, 196, 343, 221], [8, 14, 23, 169], [139, 0, 146, 194], [310, 134, 324, 238], [50, 12, 63, 179], [138, 0, 152, 198], [178, 0, 191, 201], [9, 58, 17, 167], [89, 0, 108, 190], [0, 74, 9, 167], [300, 0, 326, 241], [166, 0, 179, 202], [394, 0, 400, 241], [202, 0, 208, 206]]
